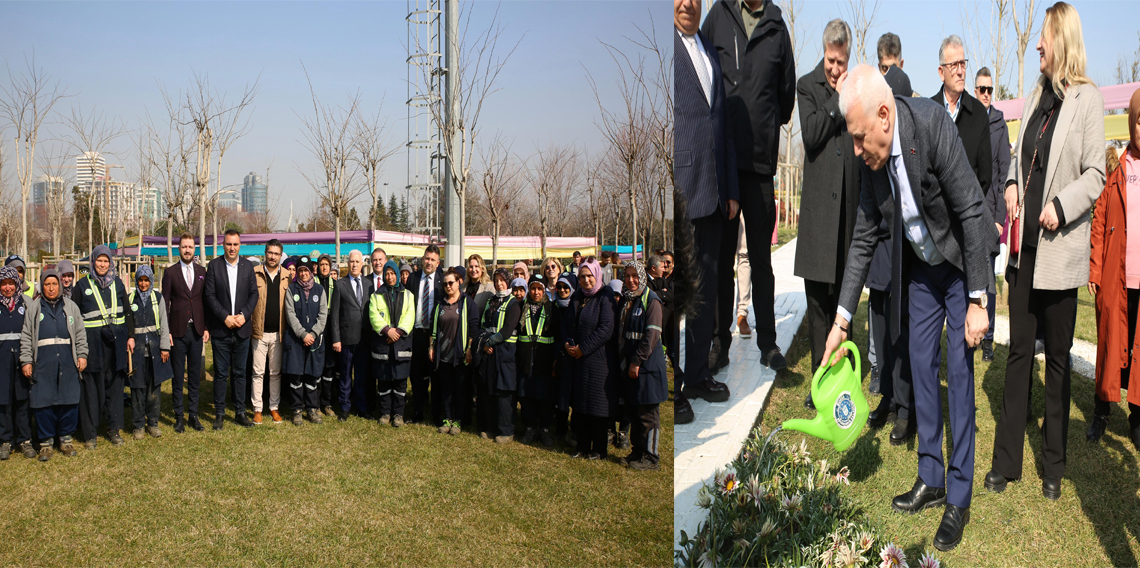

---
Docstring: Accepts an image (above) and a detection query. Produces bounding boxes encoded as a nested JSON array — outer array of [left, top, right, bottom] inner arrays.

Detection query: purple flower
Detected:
[[879, 543, 907, 568]]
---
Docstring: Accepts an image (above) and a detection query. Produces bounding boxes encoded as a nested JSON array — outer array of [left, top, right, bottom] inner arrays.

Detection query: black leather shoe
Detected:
[[173, 416, 186, 434], [1042, 476, 1062, 501], [684, 378, 730, 403], [867, 399, 896, 429], [890, 417, 915, 446], [1086, 414, 1108, 442], [188, 415, 205, 431], [213, 416, 224, 431], [868, 366, 881, 394], [675, 395, 695, 425], [761, 347, 787, 371], [933, 504, 969, 551], [984, 469, 1017, 493], [981, 339, 994, 361], [892, 477, 946, 514], [235, 412, 253, 428], [804, 394, 815, 409]]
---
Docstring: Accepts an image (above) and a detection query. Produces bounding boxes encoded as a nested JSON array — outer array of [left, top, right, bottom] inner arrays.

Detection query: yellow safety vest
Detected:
[[83, 276, 124, 328]]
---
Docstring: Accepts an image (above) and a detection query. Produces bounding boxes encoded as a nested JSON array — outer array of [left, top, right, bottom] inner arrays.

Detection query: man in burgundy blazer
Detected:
[[161, 233, 210, 433]]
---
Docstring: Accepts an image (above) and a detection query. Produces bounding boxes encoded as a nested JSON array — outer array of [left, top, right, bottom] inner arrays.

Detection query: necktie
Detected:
[[686, 35, 712, 104], [185, 264, 193, 291], [421, 276, 431, 327], [887, 156, 905, 342], [355, 277, 362, 304]]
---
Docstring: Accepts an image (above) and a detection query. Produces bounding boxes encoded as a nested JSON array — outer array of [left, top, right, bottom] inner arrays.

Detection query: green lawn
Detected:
[[0, 360, 673, 566], [759, 295, 1140, 567]]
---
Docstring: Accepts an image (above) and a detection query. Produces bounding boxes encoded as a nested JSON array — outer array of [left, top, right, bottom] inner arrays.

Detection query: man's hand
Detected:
[[386, 328, 401, 343], [127, 338, 135, 354], [835, 70, 849, 94], [161, 350, 169, 363], [1088, 281, 1099, 296], [819, 316, 850, 370], [303, 333, 315, 347], [727, 199, 740, 220], [77, 358, 87, 373], [628, 363, 639, 379], [1039, 201, 1060, 232], [234, 313, 246, 327], [1005, 184, 1018, 222], [203, 330, 210, 343], [22, 364, 32, 378], [333, 341, 342, 353], [965, 303, 988, 348], [224, 315, 238, 329], [995, 222, 1003, 236]]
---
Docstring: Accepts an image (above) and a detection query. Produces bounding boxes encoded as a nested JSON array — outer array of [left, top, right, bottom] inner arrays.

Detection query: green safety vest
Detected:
[[325, 276, 335, 308], [517, 303, 553, 344], [128, 290, 161, 335], [482, 296, 517, 344], [84, 276, 125, 328]]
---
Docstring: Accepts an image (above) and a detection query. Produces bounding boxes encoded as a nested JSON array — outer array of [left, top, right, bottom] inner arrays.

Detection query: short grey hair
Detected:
[[822, 19, 851, 54], [877, 32, 902, 62], [838, 64, 893, 120], [938, 35, 965, 64], [647, 255, 664, 271], [348, 250, 363, 261]]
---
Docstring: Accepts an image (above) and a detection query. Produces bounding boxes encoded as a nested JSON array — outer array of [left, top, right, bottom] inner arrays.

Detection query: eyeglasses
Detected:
[[940, 59, 968, 72], [545, 265, 558, 270], [444, 280, 458, 287], [976, 86, 993, 95], [662, 260, 673, 265]]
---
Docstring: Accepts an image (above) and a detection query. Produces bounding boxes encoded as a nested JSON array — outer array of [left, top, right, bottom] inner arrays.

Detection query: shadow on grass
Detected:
[[839, 430, 884, 483]]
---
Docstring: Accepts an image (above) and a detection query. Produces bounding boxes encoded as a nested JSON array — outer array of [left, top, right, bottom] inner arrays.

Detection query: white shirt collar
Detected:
[[891, 111, 902, 159]]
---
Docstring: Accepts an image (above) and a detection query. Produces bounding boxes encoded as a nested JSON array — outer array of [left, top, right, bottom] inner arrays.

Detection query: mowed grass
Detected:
[[759, 293, 1140, 567], [0, 356, 673, 567]]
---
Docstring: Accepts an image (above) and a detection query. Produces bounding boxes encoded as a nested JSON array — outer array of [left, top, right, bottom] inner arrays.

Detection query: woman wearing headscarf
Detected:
[[73, 245, 129, 449], [476, 268, 522, 443], [57, 260, 76, 300], [465, 254, 495, 314], [566, 259, 617, 459], [282, 258, 328, 426], [20, 269, 88, 461], [125, 265, 173, 440], [400, 263, 412, 286], [428, 267, 478, 435], [988, 1, 1107, 501], [512, 261, 530, 282], [1087, 87, 1140, 452], [539, 257, 564, 299], [5, 256, 33, 299], [0, 267, 34, 460], [616, 261, 667, 470], [515, 275, 559, 447], [553, 273, 576, 445], [370, 260, 415, 427]]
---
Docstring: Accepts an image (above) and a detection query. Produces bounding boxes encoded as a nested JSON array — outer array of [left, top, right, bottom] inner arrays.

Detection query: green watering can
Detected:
[[781, 341, 869, 451]]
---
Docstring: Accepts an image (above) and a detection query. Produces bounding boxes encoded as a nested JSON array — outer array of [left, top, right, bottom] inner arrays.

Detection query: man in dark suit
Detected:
[[701, 0, 795, 373], [821, 65, 996, 552], [973, 66, 1010, 361], [161, 233, 209, 433], [673, 0, 739, 425], [404, 244, 444, 424], [793, 19, 860, 411], [356, 247, 387, 416], [329, 250, 374, 422], [204, 229, 259, 430]]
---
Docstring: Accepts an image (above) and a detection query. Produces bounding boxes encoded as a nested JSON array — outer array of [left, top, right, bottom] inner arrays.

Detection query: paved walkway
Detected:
[[673, 239, 806, 551]]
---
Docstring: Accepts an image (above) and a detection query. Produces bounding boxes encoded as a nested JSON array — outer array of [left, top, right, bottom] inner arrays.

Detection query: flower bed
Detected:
[[675, 427, 944, 568]]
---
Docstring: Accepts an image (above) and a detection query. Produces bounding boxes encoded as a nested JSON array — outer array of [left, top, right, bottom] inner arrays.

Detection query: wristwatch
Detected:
[[970, 295, 988, 309]]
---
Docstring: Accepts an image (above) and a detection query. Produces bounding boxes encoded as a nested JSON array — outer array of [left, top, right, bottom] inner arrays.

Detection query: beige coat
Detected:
[[252, 265, 290, 340], [1007, 76, 1106, 290]]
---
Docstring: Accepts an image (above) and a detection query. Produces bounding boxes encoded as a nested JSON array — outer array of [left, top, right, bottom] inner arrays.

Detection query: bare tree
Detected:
[[37, 145, 73, 256], [1116, 33, 1140, 85], [295, 62, 362, 265], [780, 0, 809, 164], [62, 104, 126, 255], [413, 1, 521, 263], [353, 108, 400, 233], [528, 144, 579, 260], [476, 133, 522, 267], [628, 13, 675, 251], [842, 0, 882, 64], [0, 54, 69, 259], [146, 105, 194, 263], [209, 75, 259, 256], [1012, 0, 1039, 98]]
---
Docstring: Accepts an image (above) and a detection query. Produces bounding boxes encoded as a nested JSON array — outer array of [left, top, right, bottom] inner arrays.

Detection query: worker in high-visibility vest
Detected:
[[315, 254, 338, 417], [615, 261, 667, 471], [515, 275, 559, 448], [370, 260, 414, 427], [72, 245, 129, 450], [4, 256, 34, 300], [125, 265, 172, 440], [476, 270, 522, 444], [427, 267, 477, 436]]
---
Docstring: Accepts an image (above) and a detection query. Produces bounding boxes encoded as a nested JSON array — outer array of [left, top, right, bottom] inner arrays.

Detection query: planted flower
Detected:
[[878, 542, 907, 568]]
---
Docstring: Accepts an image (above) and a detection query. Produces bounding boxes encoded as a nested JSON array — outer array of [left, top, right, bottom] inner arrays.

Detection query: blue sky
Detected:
[[0, 0, 668, 226]]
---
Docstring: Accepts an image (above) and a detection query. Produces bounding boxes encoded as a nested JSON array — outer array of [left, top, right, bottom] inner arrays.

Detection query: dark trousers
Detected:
[[409, 329, 432, 421], [986, 255, 997, 341], [1089, 288, 1140, 426], [35, 404, 78, 443], [171, 323, 203, 418], [628, 403, 661, 463], [288, 373, 320, 412], [434, 362, 465, 423], [738, 171, 777, 350], [804, 279, 840, 373], [0, 398, 31, 445], [211, 334, 250, 417], [574, 414, 609, 457], [712, 210, 741, 356], [521, 396, 553, 430], [685, 213, 723, 390], [338, 344, 366, 414], [909, 258, 976, 509], [130, 362, 161, 430], [80, 366, 124, 441], [319, 361, 336, 409], [477, 372, 496, 435], [349, 341, 375, 415], [495, 389, 516, 437], [993, 246, 1078, 480], [868, 287, 914, 419], [377, 378, 407, 418]]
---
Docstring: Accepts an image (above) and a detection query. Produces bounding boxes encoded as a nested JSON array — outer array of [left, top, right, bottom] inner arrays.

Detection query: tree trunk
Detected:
[[167, 216, 174, 265], [492, 218, 499, 270], [215, 156, 223, 258], [335, 214, 341, 267], [627, 167, 639, 261]]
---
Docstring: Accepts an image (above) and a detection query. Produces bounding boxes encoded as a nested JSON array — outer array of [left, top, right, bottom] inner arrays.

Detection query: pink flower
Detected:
[[879, 542, 908, 568], [835, 466, 851, 485], [917, 552, 940, 568]]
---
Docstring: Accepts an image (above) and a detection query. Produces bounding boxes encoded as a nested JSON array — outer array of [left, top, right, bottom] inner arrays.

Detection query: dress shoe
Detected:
[[891, 477, 947, 514], [235, 413, 254, 428], [1042, 476, 1062, 501], [109, 433, 125, 446], [983, 470, 1017, 493], [981, 339, 994, 361], [253, 412, 263, 425], [737, 315, 752, 338], [867, 399, 896, 429], [213, 416, 225, 431], [761, 347, 787, 371], [804, 394, 815, 409], [675, 395, 694, 424], [890, 417, 915, 446], [337, 411, 348, 422], [174, 417, 186, 434], [1086, 414, 1108, 442], [932, 504, 970, 552], [270, 410, 283, 424], [189, 415, 205, 431], [684, 378, 730, 403], [868, 365, 881, 395]]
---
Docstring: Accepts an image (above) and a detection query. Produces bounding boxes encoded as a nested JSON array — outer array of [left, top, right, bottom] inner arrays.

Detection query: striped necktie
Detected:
[[421, 276, 431, 327]]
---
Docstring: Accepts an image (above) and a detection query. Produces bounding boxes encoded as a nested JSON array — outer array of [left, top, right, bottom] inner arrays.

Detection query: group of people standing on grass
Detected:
[[0, 230, 673, 471]]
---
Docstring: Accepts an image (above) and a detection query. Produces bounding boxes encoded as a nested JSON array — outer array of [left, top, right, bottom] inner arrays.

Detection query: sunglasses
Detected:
[[977, 86, 993, 95], [555, 285, 570, 291], [444, 280, 458, 287]]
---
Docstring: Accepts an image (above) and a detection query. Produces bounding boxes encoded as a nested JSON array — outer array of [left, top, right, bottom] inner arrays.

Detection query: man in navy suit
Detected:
[[404, 244, 445, 424], [673, 0, 738, 425], [204, 229, 260, 430]]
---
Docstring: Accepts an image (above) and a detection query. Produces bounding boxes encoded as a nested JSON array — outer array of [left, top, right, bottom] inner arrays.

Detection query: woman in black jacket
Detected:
[[617, 261, 668, 470], [553, 273, 576, 444], [429, 268, 478, 436], [0, 266, 32, 460], [477, 269, 522, 443], [516, 275, 559, 447], [565, 259, 617, 459]]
